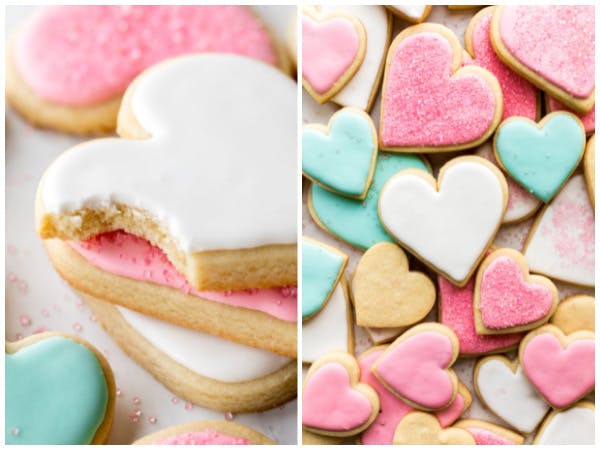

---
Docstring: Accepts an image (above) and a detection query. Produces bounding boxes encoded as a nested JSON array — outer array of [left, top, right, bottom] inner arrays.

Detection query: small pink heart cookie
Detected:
[[302, 351, 379, 437], [473, 248, 558, 334], [372, 323, 460, 411], [379, 23, 503, 152], [491, 5, 595, 113], [519, 325, 595, 409], [302, 8, 367, 104], [464, 6, 539, 122]]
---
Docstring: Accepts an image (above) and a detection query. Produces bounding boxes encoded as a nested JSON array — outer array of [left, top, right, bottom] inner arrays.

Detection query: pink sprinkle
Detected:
[[7, 244, 17, 255], [134, 409, 142, 417], [7, 273, 18, 283], [11, 427, 20, 436], [184, 402, 193, 411], [116, 388, 122, 397], [148, 416, 157, 425], [72, 322, 82, 332], [132, 396, 141, 405], [224, 411, 234, 421], [89, 314, 97, 323], [129, 414, 139, 424], [19, 315, 32, 327], [15, 333, 23, 340], [171, 396, 179, 404], [17, 280, 28, 293], [34, 326, 46, 334]]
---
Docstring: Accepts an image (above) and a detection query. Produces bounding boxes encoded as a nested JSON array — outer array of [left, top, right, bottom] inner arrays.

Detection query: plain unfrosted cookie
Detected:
[[5, 333, 115, 445], [550, 295, 595, 334], [393, 412, 475, 445]]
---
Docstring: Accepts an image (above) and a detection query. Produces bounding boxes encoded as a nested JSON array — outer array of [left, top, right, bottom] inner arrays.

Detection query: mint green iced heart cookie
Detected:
[[303, 107, 377, 199], [6, 335, 109, 444], [494, 112, 585, 202]]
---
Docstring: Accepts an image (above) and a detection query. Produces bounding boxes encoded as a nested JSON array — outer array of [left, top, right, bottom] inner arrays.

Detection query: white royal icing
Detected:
[[536, 405, 595, 445], [319, 5, 389, 110], [388, 5, 428, 19], [524, 174, 595, 287], [475, 359, 549, 434], [378, 159, 505, 283], [41, 54, 297, 253], [117, 306, 291, 382], [302, 282, 350, 363]]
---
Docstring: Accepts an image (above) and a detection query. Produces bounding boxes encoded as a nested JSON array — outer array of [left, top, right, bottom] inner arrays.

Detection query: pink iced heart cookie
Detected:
[[465, 7, 539, 121], [302, 352, 379, 437], [455, 419, 524, 445], [379, 23, 502, 152], [373, 323, 460, 411], [519, 325, 595, 409], [491, 5, 595, 113], [302, 8, 366, 104], [474, 248, 558, 334]]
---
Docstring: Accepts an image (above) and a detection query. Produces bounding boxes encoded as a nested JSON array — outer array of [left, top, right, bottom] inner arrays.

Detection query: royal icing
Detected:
[[117, 306, 291, 382], [520, 332, 594, 408], [547, 97, 595, 134], [302, 108, 376, 197], [302, 363, 373, 431], [40, 55, 296, 253], [535, 404, 595, 445], [310, 152, 429, 250], [302, 12, 363, 95], [14, 6, 278, 105], [320, 6, 389, 110], [478, 255, 554, 330], [475, 359, 549, 433], [388, 6, 428, 20], [6, 337, 108, 444], [155, 430, 248, 445], [495, 113, 585, 202], [302, 282, 350, 363], [70, 231, 297, 322], [497, 6, 595, 98], [438, 276, 523, 356], [302, 238, 346, 319], [475, 142, 540, 223], [380, 28, 499, 149], [374, 331, 456, 410], [465, 8, 538, 121], [524, 174, 595, 286], [466, 428, 514, 445], [378, 158, 506, 284]]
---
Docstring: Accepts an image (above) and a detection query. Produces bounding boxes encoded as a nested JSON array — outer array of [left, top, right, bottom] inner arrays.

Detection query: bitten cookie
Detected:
[[6, 6, 288, 134], [5, 333, 115, 444], [133, 420, 276, 445]]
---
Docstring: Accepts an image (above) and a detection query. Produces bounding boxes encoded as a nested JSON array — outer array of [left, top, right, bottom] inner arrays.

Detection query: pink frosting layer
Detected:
[[14, 6, 277, 105], [548, 97, 595, 133], [69, 231, 297, 322], [466, 12, 537, 121], [155, 429, 248, 445], [467, 428, 514, 445], [381, 32, 497, 147], [499, 6, 595, 98]]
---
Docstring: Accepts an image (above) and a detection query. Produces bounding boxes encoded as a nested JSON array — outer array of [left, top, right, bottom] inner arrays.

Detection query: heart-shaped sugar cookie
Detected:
[[379, 23, 502, 152], [519, 325, 595, 409], [550, 295, 595, 334], [547, 96, 595, 135], [302, 351, 379, 437], [494, 112, 586, 202], [455, 419, 524, 445], [302, 108, 377, 199], [378, 156, 507, 286], [533, 401, 595, 445], [373, 323, 460, 410], [352, 242, 435, 327], [393, 412, 475, 445], [474, 248, 558, 334], [386, 5, 432, 23], [584, 134, 595, 206]]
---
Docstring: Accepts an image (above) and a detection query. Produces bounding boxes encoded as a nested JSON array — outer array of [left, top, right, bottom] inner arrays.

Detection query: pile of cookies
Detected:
[[301, 5, 594, 445]]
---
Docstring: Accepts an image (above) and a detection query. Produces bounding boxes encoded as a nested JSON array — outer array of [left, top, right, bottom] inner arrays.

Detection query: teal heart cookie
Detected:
[[6, 336, 109, 444], [494, 112, 585, 202], [302, 237, 348, 319], [309, 152, 430, 249], [303, 107, 377, 199]]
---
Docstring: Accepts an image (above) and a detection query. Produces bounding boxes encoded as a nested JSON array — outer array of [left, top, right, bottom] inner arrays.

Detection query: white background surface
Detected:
[[5, 5, 297, 444]]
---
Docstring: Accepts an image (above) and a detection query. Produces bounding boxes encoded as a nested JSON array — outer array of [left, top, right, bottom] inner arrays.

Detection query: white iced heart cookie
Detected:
[[386, 5, 432, 23], [474, 356, 549, 434], [533, 401, 595, 445], [36, 54, 297, 291], [378, 156, 507, 286]]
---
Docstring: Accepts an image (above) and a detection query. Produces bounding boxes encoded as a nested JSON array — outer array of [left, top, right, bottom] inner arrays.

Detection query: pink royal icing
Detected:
[[498, 6, 595, 98], [302, 15, 361, 94], [438, 276, 523, 356], [374, 331, 455, 409], [155, 429, 249, 445], [359, 350, 465, 445], [14, 6, 278, 105], [521, 333, 594, 408], [547, 97, 595, 134], [302, 363, 373, 431], [69, 231, 296, 322], [380, 32, 497, 147], [466, 12, 537, 121], [467, 428, 514, 445], [479, 256, 553, 329]]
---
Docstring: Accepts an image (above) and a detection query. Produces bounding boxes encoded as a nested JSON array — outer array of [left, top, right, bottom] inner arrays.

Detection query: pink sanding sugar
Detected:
[[155, 429, 249, 445]]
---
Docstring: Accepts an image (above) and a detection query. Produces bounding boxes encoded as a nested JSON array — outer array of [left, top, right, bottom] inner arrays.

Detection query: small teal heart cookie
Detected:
[[494, 112, 585, 202], [309, 152, 430, 250], [303, 107, 377, 199], [6, 335, 110, 444], [302, 237, 348, 319]]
